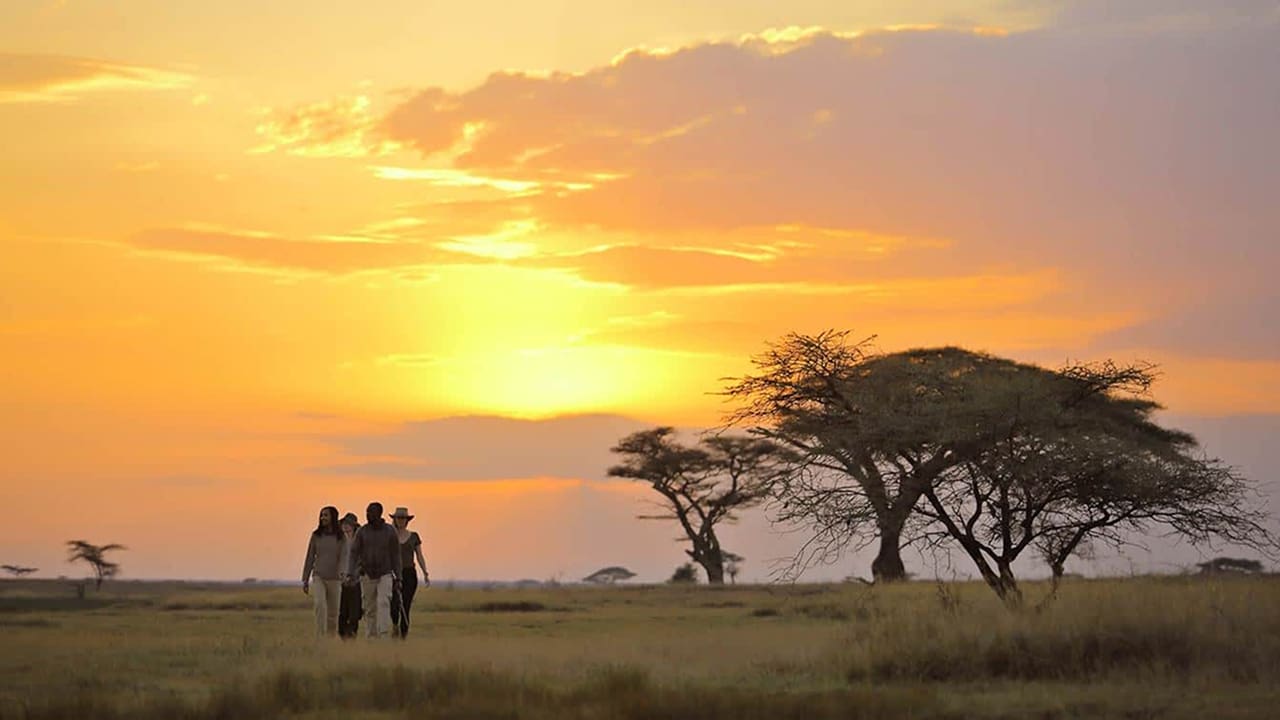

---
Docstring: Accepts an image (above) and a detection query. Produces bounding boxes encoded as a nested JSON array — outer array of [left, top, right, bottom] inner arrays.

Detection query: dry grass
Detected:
[[1, 576, 1278, 718]]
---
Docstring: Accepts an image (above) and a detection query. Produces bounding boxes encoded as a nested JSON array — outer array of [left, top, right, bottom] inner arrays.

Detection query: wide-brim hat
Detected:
[[390, 507, 415, 520]]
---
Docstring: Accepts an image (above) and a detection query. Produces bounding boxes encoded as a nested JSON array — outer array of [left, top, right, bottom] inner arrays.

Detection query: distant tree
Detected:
[[669, 563, 699, 584], [609, 428, 790, 584], [1196, 557, 1265, 575], [723, 553, 743, 584], [1, 565, 38, 578], [66, 540, 125, 590], [582, 566, 637, 584]]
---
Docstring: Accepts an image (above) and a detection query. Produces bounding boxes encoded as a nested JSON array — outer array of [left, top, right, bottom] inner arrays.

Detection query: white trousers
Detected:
[[360, 574, 395, 638], [310, 575, 341, 638]]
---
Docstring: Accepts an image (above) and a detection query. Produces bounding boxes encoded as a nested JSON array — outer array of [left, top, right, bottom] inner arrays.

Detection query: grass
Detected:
[[1, 576, 1278, 718]]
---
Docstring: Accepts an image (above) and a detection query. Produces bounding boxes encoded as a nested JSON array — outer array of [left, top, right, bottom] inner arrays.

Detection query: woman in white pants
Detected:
[[301, 505, 343, 637]]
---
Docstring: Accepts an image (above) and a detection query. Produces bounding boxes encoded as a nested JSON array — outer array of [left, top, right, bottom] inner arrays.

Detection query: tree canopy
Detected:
[[582, 566, 637, 584], [608, 428, 789, 584], [724, 332, 1276, 598], [66, 540, 125, 590]]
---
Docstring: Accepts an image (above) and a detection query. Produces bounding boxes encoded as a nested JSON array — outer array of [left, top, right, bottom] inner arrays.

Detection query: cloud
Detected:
[[125, 225, 498, 275], [370, 10, 1278, 359], [376, 353, 442, 367], [0, 53, 192, 103], [312, 413, 663, 481], [382, 20, 1278, 246], [1094, 280, 1280, 361], [512, 227, 955, 289], [253, 95, 396, 157], [1046, 0, 1279, 32]]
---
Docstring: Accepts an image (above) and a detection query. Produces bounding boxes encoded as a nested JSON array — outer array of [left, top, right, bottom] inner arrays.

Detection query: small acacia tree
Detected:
[[1, 565, 37, 578], [582, 566, 637, 584], [609, 428, 789, 584], [66, 540, 125, 590], [723, 552, 744, 584], [915, 359, 1276, 607]]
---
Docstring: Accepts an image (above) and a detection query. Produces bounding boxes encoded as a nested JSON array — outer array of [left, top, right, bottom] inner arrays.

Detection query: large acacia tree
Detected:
[[724, 333, 1024, 581], [608, 428, 789, 584], [724, 332, 1270, 589]]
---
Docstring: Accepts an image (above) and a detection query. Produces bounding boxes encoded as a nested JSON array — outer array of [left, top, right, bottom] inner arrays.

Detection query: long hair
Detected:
[[314, 506, 341, 537]]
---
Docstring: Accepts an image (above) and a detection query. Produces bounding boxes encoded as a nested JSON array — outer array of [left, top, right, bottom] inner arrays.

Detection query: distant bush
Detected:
[[793, 603, 850, 621], [669, 563, 699, 584]]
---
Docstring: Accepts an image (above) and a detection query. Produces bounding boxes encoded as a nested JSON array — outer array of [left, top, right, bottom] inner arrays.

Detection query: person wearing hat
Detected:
[[350, 502, 402, 638], [301, 506, 343, 638], [336, 512, 363, 639], [389, 506, 430, 638]]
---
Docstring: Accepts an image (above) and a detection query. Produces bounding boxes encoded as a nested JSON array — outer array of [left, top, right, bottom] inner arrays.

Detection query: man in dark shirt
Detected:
[[350, 502, 401, 638]]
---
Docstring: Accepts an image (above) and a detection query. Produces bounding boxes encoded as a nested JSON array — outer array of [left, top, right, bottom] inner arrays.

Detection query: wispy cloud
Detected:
[[376, 354, 442, 368], [311, 414, 660, 482], [252, 95, 397, 157], [0, 53, 193, 103], [126, 225, 450, 275]]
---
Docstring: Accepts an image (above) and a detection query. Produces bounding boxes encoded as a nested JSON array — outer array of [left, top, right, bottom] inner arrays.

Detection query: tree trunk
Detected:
[[994, 562, 1023, 610], [871, 525, 906, 582], [701, 554, 726, 584], [690, 544, 727, 584]]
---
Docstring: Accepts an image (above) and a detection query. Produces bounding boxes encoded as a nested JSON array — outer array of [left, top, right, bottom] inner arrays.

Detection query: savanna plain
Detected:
[[2, 576, 1278, 719]]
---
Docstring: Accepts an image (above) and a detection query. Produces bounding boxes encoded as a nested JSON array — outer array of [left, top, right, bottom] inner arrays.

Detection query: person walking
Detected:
[[350, 502, 400, 638], [389, 507, 430, 638], [301, 506, 343, 638], [337, 512, 363, 639]]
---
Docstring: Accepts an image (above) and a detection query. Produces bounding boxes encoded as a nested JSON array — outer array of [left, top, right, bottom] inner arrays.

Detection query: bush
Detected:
[[669, 563, 699, 584]]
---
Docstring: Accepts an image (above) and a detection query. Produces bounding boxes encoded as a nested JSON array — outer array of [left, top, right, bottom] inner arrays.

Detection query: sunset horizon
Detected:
[[4, 0, 1278, 586]]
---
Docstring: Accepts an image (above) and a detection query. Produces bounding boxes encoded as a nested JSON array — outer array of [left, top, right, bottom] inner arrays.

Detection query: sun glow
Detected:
[[427, 344, 731, 420]]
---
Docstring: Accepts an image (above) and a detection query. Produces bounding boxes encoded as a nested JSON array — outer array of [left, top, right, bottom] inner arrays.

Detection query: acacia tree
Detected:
[[608, 428, 788, 584], [723, 552, 744, 584], [582, 566, 636, 584], [67, 540, 125, 590], [1, 565, 37, 578], [724, 333, 1021, 581], [915, 360, 1276, 607]]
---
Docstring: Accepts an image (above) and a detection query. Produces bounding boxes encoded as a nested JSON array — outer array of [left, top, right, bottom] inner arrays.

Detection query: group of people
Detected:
[[301, 501, 429, 639]]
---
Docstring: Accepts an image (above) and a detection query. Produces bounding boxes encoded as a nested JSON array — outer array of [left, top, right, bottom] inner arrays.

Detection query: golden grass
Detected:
[[1, 576, 1278, 718]]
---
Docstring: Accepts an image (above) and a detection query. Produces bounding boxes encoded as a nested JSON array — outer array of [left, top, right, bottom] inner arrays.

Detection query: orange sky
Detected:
[[2, 0, 1278, 582]]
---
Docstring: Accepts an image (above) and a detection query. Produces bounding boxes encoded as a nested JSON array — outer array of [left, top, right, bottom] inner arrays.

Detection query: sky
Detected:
[[2, 0, 1278, 583]]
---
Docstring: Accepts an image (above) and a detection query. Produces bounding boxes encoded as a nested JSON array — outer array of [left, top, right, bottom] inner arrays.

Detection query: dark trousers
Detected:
[[338, 583, 362, 638], [390, 567, 418, 637]]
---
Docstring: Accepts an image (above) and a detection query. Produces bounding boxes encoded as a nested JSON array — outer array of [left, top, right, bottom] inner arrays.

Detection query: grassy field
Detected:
[[1, 575, 1278, 719]]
